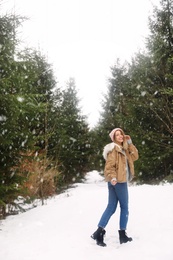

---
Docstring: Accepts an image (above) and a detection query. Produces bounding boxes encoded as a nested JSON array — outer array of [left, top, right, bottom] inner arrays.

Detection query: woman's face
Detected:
[[114, 130, 123, 144]]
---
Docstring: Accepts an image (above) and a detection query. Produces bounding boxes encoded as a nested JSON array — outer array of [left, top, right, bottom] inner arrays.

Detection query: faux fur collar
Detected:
[[103, 142, 122, 160]]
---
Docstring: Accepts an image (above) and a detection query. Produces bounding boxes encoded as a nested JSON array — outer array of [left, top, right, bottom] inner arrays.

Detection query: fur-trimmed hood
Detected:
[[103, 142, 122, 160]]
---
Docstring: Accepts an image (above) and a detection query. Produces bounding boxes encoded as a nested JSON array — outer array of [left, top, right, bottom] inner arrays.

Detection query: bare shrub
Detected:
[[19, 150, 60, 203]]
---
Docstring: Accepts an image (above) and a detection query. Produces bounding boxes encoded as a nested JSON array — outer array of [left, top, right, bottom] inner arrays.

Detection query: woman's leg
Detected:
[[98, 182, 118, 228], [115, 182, 129, 230]]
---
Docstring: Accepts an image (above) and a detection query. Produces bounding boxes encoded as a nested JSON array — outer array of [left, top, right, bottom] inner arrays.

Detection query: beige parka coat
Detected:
[[103, 142, 139, 183]]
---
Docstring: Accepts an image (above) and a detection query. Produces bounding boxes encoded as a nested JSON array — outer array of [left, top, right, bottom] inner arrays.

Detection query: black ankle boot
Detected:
[[118, 230, 132, 244], [91, 227, 107, 247]]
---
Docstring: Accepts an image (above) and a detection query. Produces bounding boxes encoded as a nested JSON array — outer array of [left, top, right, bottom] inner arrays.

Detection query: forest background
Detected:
[[0, 0, 173, 219]]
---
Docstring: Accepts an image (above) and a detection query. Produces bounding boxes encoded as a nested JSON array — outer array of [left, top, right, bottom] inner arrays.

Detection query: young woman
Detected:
[[91, 128, 139, 247]]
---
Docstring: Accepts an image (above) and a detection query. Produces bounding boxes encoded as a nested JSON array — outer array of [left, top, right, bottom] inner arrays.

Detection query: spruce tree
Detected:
[[95, 1, 173, 182], [129, 0, 173, 181], [50, 78, 91, 184], [0, 13, 59, 216], [0, 14, 28, 216]]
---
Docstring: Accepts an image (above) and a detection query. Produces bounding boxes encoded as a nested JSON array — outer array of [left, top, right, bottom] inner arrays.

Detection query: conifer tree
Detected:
[[129, 0, 173, 181], [95, 0, 173, 182], [0, 13, 59, 216], [50, 78, 91, 183], [100, 60, 132, 132], [0, 14, 28, 215]]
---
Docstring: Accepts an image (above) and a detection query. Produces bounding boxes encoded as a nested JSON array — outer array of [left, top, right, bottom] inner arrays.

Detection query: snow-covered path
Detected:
[[0, 171, 173, 260]]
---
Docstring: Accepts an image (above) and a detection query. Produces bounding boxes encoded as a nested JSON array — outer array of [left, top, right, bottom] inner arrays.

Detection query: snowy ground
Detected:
[[0, 171, 173, 260]]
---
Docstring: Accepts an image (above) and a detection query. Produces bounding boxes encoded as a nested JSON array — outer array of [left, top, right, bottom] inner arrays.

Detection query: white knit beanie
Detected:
[[109, 128, 124, 142]]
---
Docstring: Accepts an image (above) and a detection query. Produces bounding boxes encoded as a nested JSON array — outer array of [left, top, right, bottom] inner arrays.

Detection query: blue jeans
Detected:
[[98, 182, 129, 230]]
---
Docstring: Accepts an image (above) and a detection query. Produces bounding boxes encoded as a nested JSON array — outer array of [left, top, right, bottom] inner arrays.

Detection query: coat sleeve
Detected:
[[104, 150, 117, 182], [127, 143, 139, 161]]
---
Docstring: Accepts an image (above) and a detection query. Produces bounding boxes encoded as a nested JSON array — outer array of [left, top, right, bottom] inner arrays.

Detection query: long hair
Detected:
[[109, 128, 128, 150]]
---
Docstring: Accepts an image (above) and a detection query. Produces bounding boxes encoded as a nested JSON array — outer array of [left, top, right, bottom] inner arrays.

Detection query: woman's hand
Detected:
[[111, 178, 117, 186], [125, 135, 132, 144]]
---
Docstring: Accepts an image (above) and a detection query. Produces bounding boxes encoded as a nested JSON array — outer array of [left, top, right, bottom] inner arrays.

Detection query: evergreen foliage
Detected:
[[0, 14, 28, 216], [94, 0, 173, 183], [0, 12, 92, 217], [1, 0, 173, 218], [50, 78, 91, 184]]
